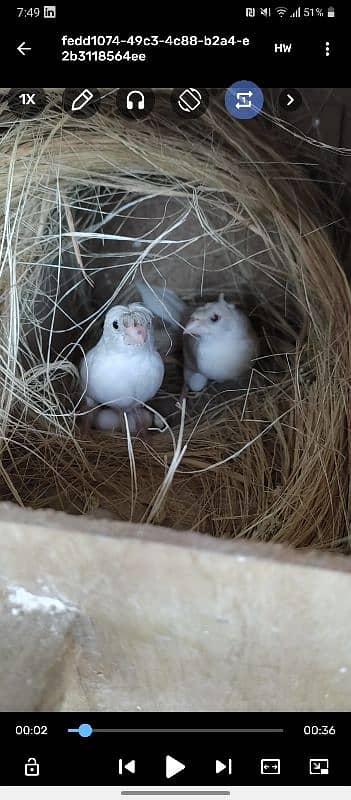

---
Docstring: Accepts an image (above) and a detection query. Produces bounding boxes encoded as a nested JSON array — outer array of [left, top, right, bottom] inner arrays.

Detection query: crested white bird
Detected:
[[136, 282, 258, 393], [79, 303, 164, 432]]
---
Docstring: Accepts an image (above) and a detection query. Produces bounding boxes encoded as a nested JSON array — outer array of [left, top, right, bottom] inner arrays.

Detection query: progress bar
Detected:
[[95, 729, 284, 733], [67, 724, 284, 738]]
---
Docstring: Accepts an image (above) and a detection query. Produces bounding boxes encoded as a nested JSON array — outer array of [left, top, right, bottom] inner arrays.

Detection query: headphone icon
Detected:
[[126, 90, 145, 111]]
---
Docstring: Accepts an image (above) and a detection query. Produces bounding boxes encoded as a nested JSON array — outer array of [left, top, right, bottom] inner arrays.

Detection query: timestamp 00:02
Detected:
[[15, 725, 48, 735]]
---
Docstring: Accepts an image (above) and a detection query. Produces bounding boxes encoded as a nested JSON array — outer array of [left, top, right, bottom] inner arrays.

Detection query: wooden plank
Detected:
[[0, 503, 350, 711]]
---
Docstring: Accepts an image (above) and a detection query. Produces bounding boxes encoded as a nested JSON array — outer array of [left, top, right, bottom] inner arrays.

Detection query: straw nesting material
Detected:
[[0, 89, 351, 550]]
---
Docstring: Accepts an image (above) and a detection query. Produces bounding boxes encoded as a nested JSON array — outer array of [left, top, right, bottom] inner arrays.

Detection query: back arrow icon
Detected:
[[17, 42, 31, 56]]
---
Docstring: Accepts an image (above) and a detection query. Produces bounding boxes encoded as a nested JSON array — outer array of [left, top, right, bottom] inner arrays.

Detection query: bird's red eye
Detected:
[[112, 320, 119, 329], [211, 313, 220, 322]]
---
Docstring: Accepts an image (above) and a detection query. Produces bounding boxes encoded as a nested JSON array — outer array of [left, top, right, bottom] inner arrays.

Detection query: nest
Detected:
[[1, 89, 351, 550]]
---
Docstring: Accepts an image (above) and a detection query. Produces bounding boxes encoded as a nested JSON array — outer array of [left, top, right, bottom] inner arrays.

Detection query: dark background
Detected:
[[2, 711, 347, 785]]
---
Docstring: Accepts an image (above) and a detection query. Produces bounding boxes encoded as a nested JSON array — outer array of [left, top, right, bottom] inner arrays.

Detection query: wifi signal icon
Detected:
[[276, 6, 288, 14]]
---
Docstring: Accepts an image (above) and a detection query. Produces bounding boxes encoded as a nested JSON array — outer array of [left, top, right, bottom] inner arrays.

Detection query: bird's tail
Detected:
[[135, 280, 187, 327]]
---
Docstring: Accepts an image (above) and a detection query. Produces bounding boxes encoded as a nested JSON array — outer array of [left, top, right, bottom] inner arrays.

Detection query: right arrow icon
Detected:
[[166, 755, 186, 779], [278, 88, 303, 112]]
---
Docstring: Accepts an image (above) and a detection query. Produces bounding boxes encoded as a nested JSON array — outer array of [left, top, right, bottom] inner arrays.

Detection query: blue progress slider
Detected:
[[67, 723, 93, 737]]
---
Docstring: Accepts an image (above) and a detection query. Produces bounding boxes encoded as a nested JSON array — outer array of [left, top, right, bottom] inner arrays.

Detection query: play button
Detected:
[[166, 755, 186, 779], [279, 88, 302, 111]]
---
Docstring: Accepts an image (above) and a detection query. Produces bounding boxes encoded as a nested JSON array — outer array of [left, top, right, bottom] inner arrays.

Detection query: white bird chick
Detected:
[[79, 303, 164, 432], [136, 282, 258, 395], [183, 293, 258, 392]]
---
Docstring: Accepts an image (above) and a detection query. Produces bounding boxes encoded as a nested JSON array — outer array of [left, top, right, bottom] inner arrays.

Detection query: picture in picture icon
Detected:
[[309, 758, 329, 775]]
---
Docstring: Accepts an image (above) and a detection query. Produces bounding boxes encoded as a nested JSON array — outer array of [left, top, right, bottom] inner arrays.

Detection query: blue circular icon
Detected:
[[225, 81, 264, 120], [78, 723, 93, 738]]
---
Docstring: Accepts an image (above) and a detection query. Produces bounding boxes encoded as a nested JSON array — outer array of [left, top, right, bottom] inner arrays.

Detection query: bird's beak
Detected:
[[124, 323, 147, 345], [184, 317, 201, 335]]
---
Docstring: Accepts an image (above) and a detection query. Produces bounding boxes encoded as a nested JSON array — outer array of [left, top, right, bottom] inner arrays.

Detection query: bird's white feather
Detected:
[[136, 280, 187, 327]]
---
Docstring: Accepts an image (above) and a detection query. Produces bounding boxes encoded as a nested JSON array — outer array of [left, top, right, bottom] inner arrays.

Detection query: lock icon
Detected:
[[25, 757, 40, 776]]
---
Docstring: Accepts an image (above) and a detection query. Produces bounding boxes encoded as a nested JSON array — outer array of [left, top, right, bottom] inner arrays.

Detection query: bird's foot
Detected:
[[76, 397, 96, 439], [93, 407, 121, 432], [124, 408, 153, 440], [176, 384, 188, 409], [188, 372, 208, 392]]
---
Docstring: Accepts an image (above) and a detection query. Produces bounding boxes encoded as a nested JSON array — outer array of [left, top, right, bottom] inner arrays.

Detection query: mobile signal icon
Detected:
[[291, 6, 301, 16], [276, 6, 288, 15]]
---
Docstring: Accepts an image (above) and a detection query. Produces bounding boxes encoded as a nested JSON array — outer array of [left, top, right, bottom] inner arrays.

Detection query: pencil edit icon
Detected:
[[62, 88, 101, 117], [71, 89, 94, 112]]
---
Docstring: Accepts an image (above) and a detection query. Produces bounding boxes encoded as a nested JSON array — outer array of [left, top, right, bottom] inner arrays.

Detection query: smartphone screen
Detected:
[[0, 2, 350, 793]]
